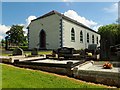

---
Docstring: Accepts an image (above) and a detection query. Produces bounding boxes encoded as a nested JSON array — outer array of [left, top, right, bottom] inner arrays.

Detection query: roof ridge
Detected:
[[30, 10, 98, 34]]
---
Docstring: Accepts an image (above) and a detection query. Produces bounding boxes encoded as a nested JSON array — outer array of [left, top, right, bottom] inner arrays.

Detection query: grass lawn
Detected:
[[1, 48, 52, 56], [1, 64, 111, 88]]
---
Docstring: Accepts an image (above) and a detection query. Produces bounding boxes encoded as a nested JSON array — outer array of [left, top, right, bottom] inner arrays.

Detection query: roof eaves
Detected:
[[28, 10, 99, 34], [61, 15, 99, 34]]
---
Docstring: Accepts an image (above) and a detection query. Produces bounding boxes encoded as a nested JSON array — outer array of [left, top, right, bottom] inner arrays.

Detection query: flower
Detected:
[[103, 62, 113, 69]]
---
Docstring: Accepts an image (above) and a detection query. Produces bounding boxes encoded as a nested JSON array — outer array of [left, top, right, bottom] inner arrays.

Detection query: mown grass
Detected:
[[1, 49, 52, 56], [1, 64, 109, 88]]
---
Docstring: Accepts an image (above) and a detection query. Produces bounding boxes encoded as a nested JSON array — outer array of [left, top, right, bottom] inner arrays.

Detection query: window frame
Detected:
[[80, 30, 83, 43], [92, 35, 94, 44], [87, 33, 89, 43], [71, 28, 75, 42], [96, 36, 98, 44]]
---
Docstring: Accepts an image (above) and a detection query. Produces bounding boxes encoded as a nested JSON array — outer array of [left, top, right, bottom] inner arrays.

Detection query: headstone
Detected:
[[57, 47, 74, 59], [117, 51, 120, 59], [67, 62, 73, 76], [5, 36, 9, 50], [12, 47, 24, 56], [88, 44, 97, 50], [57, 47, 74, 55], [31, 48, 38, 55]]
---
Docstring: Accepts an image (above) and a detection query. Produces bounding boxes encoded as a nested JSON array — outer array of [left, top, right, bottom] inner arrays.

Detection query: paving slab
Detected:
[[83, 65, 119, 73]]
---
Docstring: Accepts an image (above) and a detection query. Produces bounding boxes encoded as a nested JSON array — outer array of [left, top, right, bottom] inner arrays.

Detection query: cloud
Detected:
[[62, 0, 68, 2], [0, 24, 10, 34], [16, 16, 37, 37], [0, 24, 11, 40], [64, 10, 98, 28], [93, 25, 103, 32], [104, 3, 118, 13], [24, 15, 37, 36], [0, 15, 37, 41], [26, 15, 37, 26], [18, 24, 27, 36], [61, 0, 73, 6], [0, 36, 3, 41]]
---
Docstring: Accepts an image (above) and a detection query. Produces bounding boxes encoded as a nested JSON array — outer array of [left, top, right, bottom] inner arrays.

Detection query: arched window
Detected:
[[71, 28, 75, 42], [87, 33, 89, 43], [92, 35, 94, 44], [96, 36, 98, 44], [80, 31, 83, 43]]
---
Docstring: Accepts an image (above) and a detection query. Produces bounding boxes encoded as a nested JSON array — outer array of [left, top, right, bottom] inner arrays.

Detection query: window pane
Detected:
[[92, 35, 94, 44], [97, 36, 98, 44], [87, 33, 89, 43], [71, 28, 75, 42], [80, 31, 83, 43]]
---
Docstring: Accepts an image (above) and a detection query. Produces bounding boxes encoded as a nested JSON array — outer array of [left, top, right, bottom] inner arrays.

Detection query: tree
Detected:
[[6, 25, 26, 46], [98, 24, 119, 59], [1, 39, 5, 47]]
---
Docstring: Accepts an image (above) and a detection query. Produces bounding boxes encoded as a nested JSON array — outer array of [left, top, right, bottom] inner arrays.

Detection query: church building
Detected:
[[28, 10, 100, 50]]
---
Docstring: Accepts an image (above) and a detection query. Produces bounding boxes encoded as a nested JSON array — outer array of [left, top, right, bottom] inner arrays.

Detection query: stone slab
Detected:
[[31, 59, 80, 64]]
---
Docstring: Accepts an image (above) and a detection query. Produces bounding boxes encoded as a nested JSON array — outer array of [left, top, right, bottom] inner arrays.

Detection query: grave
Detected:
[[3, 46, 119, 87], [55, 47, 80, 59], [31, 48, 38, 56], [14, 58, 85, 76], [73, 61, 120, 87], [110, 44, 120, 61], [85, 44, 100, 60], [12, 47, 24, 56]]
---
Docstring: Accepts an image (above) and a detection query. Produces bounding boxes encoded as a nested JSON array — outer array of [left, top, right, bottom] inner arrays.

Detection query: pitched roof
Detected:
[[30, 10, 99, 34]]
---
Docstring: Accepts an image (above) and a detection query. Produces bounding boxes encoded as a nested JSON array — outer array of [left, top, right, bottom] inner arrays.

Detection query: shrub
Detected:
[[19, 46, 28, 51]]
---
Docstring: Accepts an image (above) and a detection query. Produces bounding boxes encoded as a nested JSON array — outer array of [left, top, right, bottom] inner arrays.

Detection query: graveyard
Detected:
[[1, 46, 120, 88]]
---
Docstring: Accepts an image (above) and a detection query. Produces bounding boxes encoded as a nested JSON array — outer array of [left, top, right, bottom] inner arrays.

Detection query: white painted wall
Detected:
[[29, 13, 100, 50], [28, 14, 61, 50], [62, 19, 100, 50]]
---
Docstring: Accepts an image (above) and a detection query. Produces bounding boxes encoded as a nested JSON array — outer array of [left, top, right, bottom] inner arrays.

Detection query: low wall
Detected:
[[14, 60, 78, 76], [73, 69, 120, 87], [14, 64, 67, 75], [0, 55, 45, 63], [0, 55, 25, 63]]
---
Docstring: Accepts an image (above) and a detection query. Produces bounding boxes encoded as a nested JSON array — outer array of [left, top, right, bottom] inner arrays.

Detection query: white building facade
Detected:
[[28, 10, 100, 50]]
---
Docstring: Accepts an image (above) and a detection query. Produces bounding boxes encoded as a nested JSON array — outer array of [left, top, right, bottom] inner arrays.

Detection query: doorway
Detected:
[[40, 30, 46, 49]]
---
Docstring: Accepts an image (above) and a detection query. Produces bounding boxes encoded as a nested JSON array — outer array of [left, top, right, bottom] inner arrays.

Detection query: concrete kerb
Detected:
[[73, 69, 120, 87], [72, 61, 120, 87], [0, 55, 25, 63], [0, 55, 46, 63]]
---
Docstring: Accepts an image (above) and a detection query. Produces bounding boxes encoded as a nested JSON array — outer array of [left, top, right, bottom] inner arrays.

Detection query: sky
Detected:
[[0, 1, 119, 41]]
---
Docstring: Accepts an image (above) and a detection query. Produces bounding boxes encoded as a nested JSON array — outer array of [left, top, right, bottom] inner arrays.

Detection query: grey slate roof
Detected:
[[31, 10, 99, 34]]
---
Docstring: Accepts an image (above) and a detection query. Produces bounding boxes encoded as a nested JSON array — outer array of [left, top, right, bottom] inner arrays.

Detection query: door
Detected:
[[40, 30, 46, 49]]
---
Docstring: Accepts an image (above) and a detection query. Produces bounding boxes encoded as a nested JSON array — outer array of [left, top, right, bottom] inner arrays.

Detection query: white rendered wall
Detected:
[[62, 19, 100, 50], [28, 14, 61, 50]]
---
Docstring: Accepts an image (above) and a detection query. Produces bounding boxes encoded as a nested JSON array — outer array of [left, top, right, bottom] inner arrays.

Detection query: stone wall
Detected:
[[14, 64, 67, 75], [73, 69, 120, 87]]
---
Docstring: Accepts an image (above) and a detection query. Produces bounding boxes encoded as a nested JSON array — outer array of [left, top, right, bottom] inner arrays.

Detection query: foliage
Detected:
[[1, 39, 5, 47], [2, 64, 107, 88], [19, 46, 28, 51], [6, 25, 27, 46], [98, 24, 120, 59], [98, 24, 119, 45]]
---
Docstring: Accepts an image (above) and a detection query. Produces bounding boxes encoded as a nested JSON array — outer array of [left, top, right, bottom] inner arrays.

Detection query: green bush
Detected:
[[8, 46, 28, 51], [19, 46, 28, 51]]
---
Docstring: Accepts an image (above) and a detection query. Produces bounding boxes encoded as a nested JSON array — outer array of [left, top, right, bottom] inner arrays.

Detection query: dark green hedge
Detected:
[[8, 46, 28, 51], [19, 46, 28, 51]]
